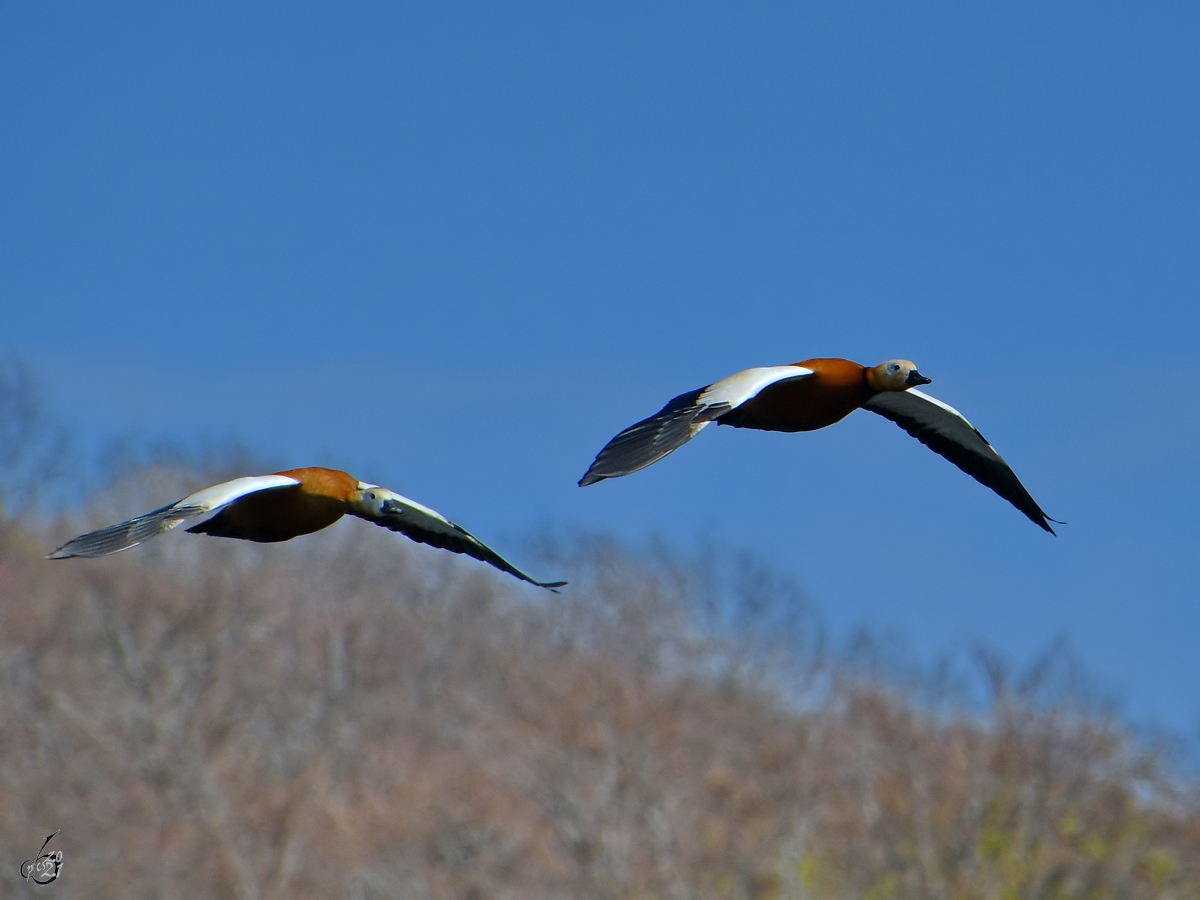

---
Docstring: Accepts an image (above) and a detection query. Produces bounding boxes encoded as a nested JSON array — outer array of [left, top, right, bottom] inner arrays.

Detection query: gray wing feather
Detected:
[[579, 386, 723, 486], [350, 501, 566, 590], [863, 390, 1055, 533], [46, 503, 207, 558]]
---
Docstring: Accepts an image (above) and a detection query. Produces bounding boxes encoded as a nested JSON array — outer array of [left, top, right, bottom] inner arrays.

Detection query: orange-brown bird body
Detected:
[[48, 466, 566, 588], [579, 357, 1058, 533], [719, 358, 876, 432], [188, 467, 358, 542]]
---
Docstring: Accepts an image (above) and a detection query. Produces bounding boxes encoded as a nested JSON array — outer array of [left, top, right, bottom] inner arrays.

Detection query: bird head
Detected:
[[349, 483, 405, 517], [869, 359, 931, 391]]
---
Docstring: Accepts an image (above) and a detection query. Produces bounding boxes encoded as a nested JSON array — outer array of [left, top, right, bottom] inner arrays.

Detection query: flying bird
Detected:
[[579, 358, 1057, 532], [48, 466, 567, 588]]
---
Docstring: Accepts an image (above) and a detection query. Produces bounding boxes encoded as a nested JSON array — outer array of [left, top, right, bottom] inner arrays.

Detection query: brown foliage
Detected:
[[0, 488, 1198, 899]]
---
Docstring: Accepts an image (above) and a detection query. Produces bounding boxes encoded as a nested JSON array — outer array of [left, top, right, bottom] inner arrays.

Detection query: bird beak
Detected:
[[905, 370, 932, 387]]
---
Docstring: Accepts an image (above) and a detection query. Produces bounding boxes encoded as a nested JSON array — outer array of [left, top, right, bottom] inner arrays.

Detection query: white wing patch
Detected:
[[387, 490, 453, 526], [348, 484, 566, 588], [578, 365, 815, 486], [180, 474, 302, 513], [353, 484, 454, 525], [698, 365, 814, 410], [906, 388, 985, 429], [46, 473, 302, 559], [905, 388, 1004, 455]]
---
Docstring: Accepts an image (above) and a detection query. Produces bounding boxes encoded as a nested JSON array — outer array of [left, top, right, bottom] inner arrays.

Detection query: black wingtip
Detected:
[[1043, 516, 1066, 536], [578, 471, 603, 487], [1034, 514, 1064, 535], [536, 580, 568, 592]]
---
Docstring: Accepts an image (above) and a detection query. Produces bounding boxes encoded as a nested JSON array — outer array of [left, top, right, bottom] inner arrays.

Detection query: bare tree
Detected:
[[0, 466, 1197, 899]]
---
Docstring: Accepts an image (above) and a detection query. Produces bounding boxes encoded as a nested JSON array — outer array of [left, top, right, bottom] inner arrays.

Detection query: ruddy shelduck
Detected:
[[579, 358, 1057, 532], [49, 466, 567, 588]]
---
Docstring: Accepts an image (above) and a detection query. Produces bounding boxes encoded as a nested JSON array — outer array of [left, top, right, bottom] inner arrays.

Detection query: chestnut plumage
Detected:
[[49, 466, 567, 589], [580, 358, 1056, 533]]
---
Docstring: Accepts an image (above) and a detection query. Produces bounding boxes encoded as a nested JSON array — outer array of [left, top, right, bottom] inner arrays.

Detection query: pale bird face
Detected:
[[351, 484, 404, 516], [875, 359, 932, 391]]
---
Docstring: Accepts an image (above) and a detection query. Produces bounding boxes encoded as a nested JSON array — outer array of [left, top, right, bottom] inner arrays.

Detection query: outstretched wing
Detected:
[[579, 365, 814, 485], [862, 388, 1056, 533], [349, 491, 567, 590], [47, 475, 302, 558]]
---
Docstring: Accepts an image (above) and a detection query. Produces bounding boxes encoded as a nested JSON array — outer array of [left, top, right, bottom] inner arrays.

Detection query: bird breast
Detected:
[[718, 358, 875, 433]]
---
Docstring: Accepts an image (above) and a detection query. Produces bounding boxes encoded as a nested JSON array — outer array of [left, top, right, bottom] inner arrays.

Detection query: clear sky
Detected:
[[3, 2, 1198, 729]]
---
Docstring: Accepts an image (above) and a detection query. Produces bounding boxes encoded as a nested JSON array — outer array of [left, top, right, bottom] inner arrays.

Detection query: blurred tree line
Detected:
[[1, 359, 1198, 899]]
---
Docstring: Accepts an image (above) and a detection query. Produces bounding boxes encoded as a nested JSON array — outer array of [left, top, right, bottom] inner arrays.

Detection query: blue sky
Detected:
[[3, 2, 1198, 729]]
